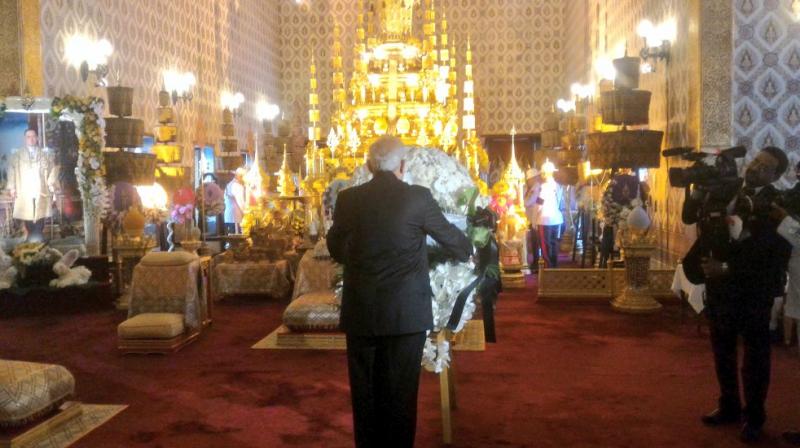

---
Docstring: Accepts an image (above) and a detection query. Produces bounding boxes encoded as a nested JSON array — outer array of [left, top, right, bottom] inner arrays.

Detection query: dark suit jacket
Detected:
[[327, 171, 473, 336]]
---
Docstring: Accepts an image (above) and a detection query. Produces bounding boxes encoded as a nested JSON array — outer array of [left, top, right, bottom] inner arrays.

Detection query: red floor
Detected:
[[1, 278, 799, 447]]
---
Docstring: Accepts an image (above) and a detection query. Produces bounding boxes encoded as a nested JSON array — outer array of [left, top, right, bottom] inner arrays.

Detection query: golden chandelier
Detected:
[[304, 0, 484, 181]]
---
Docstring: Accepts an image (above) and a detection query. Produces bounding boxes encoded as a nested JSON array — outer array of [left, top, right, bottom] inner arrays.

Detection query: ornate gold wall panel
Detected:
[[0, 0, 22, 97], [700, 0, 733, 149], [733, 0, 800, 189], [279, 0, 565, 136], [38, 0, 281, 151], [19, 0, 45, 96]]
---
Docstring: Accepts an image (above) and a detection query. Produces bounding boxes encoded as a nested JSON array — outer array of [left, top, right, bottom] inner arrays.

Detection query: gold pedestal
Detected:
[[499, 239, 527, 288], [500, 265, 526, 288], [610, 244, 662, 314]]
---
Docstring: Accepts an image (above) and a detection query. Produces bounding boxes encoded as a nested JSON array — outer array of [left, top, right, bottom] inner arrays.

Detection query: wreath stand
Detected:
[[433, 329, 457, 445], [431, 319, 486, 445]]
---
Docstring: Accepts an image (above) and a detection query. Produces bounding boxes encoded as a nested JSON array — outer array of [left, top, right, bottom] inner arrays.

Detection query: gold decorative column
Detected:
[[0, 0, 44, 96]]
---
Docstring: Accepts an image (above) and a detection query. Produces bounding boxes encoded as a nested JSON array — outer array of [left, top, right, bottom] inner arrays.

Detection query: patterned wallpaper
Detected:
[[733, 0, 800, 188], [279, 0, 565, 136], [38, 0, 281, 153]]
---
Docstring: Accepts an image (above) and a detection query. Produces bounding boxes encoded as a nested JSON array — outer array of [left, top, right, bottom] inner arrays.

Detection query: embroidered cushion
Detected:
[[282, 292, 340, 331], [140, 251, 197, 267], [118, 313, 185, 339], [0, 360, 75, 427]]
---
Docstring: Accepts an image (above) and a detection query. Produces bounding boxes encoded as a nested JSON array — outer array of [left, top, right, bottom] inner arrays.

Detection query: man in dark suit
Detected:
[[684, 146, 791, 443], [327, 136, 473, 448]]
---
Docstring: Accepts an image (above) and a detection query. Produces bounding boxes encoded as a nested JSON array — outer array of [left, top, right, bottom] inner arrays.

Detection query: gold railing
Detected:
[[537, 264, 677, 302]]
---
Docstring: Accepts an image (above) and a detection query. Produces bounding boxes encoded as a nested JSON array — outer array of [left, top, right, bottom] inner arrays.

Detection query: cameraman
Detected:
[[683, 146, 791, 443]]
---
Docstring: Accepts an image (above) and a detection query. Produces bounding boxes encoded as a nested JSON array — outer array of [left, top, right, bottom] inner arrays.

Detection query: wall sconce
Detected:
[[794, 0, 800, 20], [221, 91, 245, 117], [256, 101, 280, 122], [64, 34, 113, 86], [570, 83, 595, 115], [556, 98, 576, 114], [256, 100, 280, 135], [163, 69, 195, 104], [570, 83, 595, 100], [637, 18, 676, 65]]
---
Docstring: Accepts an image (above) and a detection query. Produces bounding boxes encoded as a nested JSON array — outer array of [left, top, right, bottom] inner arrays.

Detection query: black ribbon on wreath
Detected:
[[446, 206, 501, 343]]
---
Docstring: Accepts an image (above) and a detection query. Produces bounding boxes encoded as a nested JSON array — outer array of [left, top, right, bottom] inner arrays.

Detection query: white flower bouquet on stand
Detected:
[[348, 147, 490, 372]]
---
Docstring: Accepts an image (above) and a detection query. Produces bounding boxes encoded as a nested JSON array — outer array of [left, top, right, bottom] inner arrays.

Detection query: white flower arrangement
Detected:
[[599, 176, 643, 231], [350, 147, 489, 213], [52, 96, 109, 218], [347, 147, 486, 372]]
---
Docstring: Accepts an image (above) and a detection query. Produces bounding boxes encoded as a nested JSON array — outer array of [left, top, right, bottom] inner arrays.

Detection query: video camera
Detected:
[[665, 146, 746, 190], [665, 145, 745, 229]]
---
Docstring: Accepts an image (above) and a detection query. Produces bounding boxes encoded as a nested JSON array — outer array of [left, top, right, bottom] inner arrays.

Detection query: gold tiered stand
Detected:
[[610, 232, 662, 313]]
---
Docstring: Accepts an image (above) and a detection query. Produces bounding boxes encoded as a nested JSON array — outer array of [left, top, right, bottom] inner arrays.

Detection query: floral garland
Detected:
[[51, 96, 109, 218]]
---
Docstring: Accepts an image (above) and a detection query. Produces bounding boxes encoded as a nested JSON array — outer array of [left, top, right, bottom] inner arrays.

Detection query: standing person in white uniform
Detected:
[[224, 168, 246, 234], [524, 168, 541, 270], [535, 160, 564, 267]]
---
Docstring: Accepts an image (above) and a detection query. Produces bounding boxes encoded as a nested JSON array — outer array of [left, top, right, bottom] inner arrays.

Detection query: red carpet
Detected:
[[1, 278, 799, 447]]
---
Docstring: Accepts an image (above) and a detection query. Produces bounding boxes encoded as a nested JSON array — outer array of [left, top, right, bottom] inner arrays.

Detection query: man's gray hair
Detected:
[[367, 136, 407, 172]]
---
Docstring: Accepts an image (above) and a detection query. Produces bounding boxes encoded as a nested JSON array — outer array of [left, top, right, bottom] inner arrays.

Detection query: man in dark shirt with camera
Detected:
[[683, 146, 791, 443]]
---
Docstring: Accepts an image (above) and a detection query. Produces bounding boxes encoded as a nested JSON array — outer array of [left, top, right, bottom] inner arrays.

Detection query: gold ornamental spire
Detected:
[[332, 25, 346, 115], [355, 0, 366, 68], [449, 36, 457, 96], [276, 144, 294, 197], [366, 0, 377, 48], [439, 11, 449, 67], [422, 0, 437, 71], [462, 36, 476, 138], [308, 56, 320, 142], [505, 126, 525, 209], [307, 56, 321, 189]]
